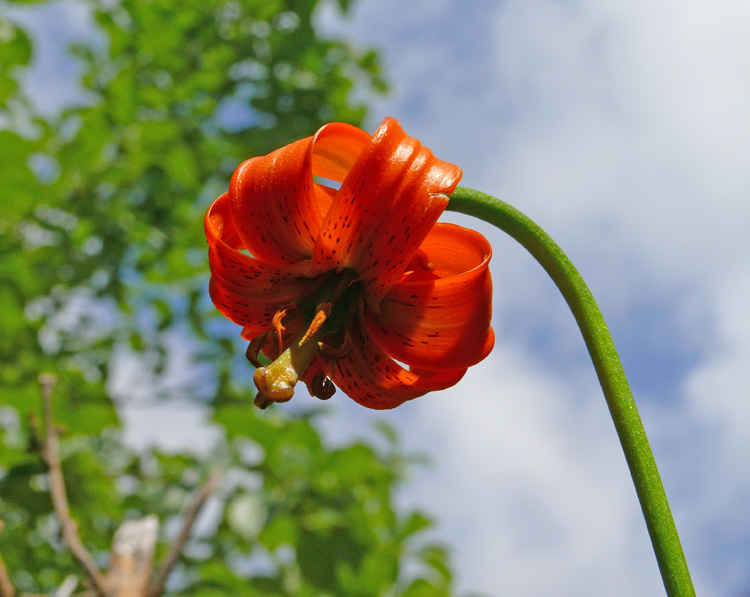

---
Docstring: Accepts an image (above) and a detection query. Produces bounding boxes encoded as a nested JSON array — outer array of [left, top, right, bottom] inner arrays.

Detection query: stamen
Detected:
[[317, 330, 353, 360], [299, 303, 331, 346], [246, 332, 270, 368], [310, 372, 336, 400], [271, 304, 300, 357], [417, 254, 434, 271]]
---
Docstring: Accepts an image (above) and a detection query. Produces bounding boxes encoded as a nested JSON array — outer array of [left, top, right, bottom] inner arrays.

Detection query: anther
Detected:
[[272, 304, 299, 357], [246, 332, 270, 368], [299, 303, 331, 346], [317, 330, 353, 360], [311, 372, 336, 400], [417, 252, 434, 271]]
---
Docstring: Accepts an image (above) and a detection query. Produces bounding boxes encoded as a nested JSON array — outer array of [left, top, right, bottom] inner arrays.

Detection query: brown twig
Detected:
[[0, 558, 14, 597], [105, 515, 158, 597], [0, 524, 15, 597], [18, 592, 95, 597], [38, 374, 109, 597], [148, 469, 222, 597]]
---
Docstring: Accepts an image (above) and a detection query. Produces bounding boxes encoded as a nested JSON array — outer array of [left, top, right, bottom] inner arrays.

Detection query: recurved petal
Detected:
[[367, 223, 495, 370], [229, 123, 370, 266], [328, 324, 466, 410], [209, 280, 295, 340], [205, 192, 319, 337], [310, 122, 372, 181], [310, 117, 462, 311]]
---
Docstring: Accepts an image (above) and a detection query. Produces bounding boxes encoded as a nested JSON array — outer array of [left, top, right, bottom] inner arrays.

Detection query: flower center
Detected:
[[251, 270, 360, 409]]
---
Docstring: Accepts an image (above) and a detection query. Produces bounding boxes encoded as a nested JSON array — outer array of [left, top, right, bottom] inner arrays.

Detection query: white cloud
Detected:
[[319, 0, 750, 594], [405, 346, 663, 595], [120, 399, 222, 454], [686, 267, 750, 459], [486, 0, 750, 284]]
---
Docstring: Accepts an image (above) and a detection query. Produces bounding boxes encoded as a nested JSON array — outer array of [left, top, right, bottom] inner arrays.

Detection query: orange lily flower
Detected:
[[205, 117, 494, 409]]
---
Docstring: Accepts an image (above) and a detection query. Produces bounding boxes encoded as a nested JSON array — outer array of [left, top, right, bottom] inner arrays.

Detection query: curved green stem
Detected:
[[447, 186, 695, 597]]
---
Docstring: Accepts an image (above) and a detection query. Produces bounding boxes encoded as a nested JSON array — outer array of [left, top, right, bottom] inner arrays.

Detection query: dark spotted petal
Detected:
[[328, 324, 466, 410], [205, 192, 318, 339], [367, 223, 494, 370], [310, 117, 462, 312], [229, 123, 371, 266]]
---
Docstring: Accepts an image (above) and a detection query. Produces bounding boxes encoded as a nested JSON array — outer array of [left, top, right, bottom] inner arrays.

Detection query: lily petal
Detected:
[[367, 223, 494, 369], [229, 123, 370, 266], [205, 193, 319, 337], [328, 324, 466, 410], [314, 183, 338, 219], [311, 117, 462, 311]]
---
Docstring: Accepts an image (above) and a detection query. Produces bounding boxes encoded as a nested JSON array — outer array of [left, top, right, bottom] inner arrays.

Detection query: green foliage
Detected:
[[0, 0, 466, 594], [0, 20, 32, 105]]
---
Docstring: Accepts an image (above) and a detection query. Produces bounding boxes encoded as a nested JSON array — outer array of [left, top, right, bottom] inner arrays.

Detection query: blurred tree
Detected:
[[0, 0, 461, 594]]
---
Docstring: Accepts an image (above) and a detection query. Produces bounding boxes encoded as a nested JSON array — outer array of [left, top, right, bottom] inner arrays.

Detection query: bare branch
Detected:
[[53, 575, 78, 597], [148, 469, 222, 597], [0, 524, 16, 597], [0, 557, 14, 597], [105, 516, 158, 597], [18, 592, 95, 597], [38, 374, 109, 597]]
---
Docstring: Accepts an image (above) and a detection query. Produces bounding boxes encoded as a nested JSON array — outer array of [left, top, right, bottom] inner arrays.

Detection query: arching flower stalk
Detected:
[[206, 116, 695, 596], [205, 117, 494, 409]]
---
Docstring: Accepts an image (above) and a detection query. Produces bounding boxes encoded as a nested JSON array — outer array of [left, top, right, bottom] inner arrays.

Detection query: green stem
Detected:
[[447, 186, 695, 596]]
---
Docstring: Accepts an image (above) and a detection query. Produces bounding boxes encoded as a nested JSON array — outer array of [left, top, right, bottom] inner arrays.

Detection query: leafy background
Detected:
[[4, 0, 750, 596], [0, 0, 460, 594]]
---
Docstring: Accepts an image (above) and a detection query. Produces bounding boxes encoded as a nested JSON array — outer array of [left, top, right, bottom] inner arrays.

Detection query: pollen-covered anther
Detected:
[[310, 372, 336, 400], [299, 303, 331, 346], [245, 332, 270, 368], [272, 304, 299, 356]]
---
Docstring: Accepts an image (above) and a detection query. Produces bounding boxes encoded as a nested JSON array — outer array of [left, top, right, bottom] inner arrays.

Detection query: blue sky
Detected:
[[8, 0, 750, 594], [319, 1, 750, 594]]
